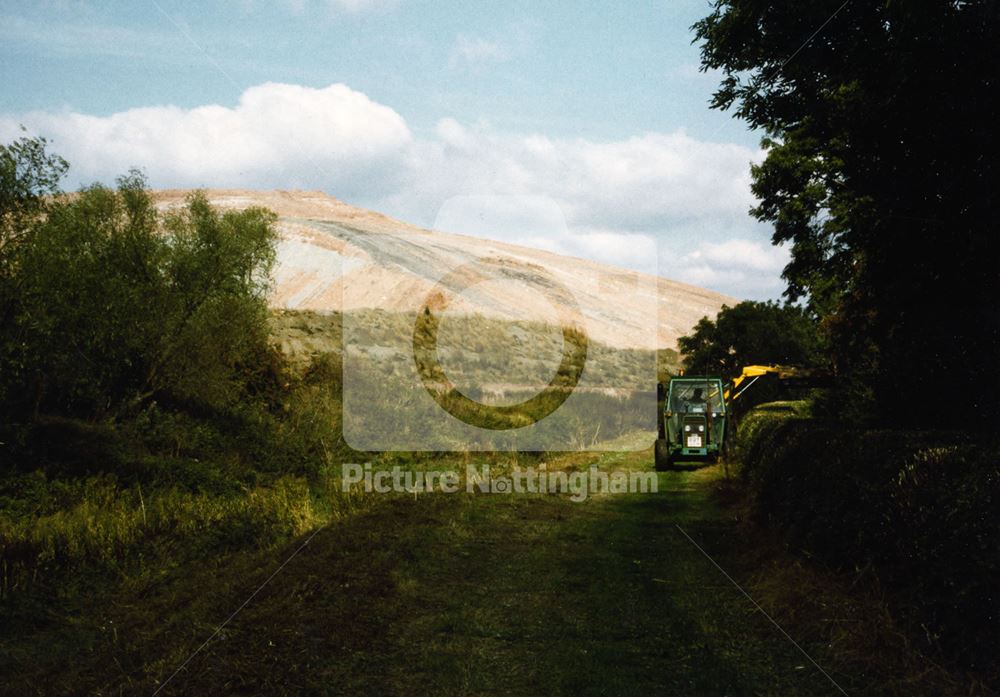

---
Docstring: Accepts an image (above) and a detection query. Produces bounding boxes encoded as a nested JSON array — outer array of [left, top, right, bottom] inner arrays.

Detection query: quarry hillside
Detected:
[[153, 190, 735, 351]]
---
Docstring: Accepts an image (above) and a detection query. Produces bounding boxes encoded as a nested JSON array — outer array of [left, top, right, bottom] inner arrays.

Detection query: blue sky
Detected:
[[1, 0, 786, 299]]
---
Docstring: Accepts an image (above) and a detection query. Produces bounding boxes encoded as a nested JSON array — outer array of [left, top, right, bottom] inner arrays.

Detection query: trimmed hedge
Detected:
[[737, 406, 999, 673]]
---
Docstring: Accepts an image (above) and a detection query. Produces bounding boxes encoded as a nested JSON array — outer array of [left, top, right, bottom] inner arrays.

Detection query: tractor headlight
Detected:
[[698, 425, 704, 432], [684, 425, 691, 432]]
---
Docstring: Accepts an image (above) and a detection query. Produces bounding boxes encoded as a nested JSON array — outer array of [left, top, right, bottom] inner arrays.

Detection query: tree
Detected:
[[0, 129, 68, 246], [0, 132, 70, 414], [0, 136, 278, 422], [678, 301, 821, 379], [694, 2, 999, 427]]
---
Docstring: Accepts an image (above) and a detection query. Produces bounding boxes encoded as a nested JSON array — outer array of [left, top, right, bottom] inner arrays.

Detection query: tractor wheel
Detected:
[[654, 438, 673, 471]]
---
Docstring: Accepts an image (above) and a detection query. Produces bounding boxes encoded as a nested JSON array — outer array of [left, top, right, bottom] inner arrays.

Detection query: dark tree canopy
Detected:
[[694, 1, 999, 427], [0, 135, 278, 423], [678, 301, 821, 380]]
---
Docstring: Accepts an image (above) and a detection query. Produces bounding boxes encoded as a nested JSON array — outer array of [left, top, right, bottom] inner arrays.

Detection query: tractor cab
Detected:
[[655, 376, 726, 469]]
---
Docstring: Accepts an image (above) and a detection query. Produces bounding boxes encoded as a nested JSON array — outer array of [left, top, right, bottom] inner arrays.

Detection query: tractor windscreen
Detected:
[[670, 381, 723, 413]]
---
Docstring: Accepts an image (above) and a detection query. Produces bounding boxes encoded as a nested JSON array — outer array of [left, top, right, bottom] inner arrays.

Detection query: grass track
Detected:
[[3, 456, 855, 696]]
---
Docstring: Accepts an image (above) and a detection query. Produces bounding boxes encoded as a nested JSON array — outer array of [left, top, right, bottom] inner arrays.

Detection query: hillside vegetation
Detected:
[[0, 136, 669, 608], [0, 136, 350, 601]]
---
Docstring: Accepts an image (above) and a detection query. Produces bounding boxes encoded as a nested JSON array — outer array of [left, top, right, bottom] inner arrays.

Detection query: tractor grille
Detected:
[[682, 416, 707, 448]]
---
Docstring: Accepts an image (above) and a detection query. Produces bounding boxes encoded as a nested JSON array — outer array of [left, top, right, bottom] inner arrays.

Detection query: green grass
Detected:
[[2, 454, 986, 696], [0, 472, 331, 599], [4, 314, 990, 695]]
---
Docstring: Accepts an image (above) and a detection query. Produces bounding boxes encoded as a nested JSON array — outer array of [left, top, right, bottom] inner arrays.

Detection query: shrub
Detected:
[[735, 406, 999, 673], [1, 137, 279, 423]]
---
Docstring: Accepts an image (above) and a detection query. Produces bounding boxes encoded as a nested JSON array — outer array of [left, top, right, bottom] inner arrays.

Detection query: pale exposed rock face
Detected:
[[152, 189, 736, 350]]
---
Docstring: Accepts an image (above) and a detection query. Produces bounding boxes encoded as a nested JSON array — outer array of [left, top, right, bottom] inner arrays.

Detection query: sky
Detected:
[[0, 0, 787, 300]]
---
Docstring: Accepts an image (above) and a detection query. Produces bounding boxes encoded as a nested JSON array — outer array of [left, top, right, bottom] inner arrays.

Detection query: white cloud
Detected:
[[389, 120, 761, 233], [561, 230, 660, 274], [665, 239, 790, 299], [2, 82, 786, 298], [449, 35, 511, 67], [687, 239, 788, 273], [1, 82, 411, 196], [431, 195, 660, 274]]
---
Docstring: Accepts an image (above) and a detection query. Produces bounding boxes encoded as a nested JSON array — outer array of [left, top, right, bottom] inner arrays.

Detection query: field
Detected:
[[4, 453, 983, 696], [1, 312, 993, 696]]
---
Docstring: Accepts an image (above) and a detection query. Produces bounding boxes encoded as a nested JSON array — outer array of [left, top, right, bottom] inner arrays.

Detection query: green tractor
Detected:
[[655, 376, 727, 470]]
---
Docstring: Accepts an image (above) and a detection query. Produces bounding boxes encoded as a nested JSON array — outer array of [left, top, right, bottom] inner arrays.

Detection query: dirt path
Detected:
[[118, 463, 845, 696]]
